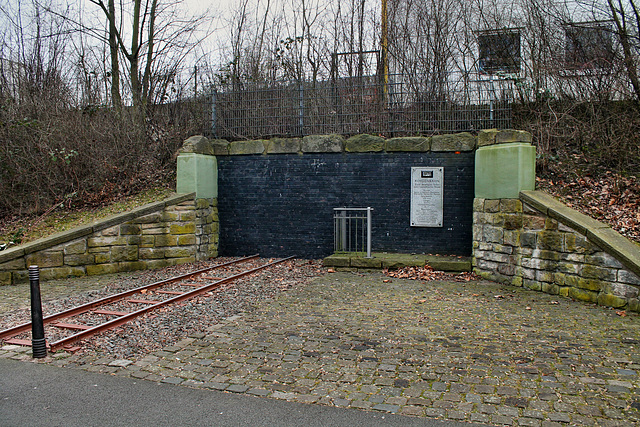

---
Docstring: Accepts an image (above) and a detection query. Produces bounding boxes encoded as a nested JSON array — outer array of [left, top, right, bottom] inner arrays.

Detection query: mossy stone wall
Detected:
[[0, 194, 218, 285], [473, 191, 640, 311]]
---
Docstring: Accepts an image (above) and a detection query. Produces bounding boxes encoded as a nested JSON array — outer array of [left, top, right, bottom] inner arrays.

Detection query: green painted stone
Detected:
[[301, 134, 344, 153], [345, 134, 385, 152], [475, 143, 536, 199], [385, 137, 431, 152], [176, 153, 218, 199], [431, 132, 476, 151]]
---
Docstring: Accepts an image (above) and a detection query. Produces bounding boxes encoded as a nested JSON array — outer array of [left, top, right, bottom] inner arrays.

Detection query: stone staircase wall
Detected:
[[473, 191, 640, 311], [0, 193, 218, 285]]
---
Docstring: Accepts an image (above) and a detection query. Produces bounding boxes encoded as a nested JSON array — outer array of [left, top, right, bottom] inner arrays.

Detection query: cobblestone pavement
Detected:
[[3, 271, 640, 426]]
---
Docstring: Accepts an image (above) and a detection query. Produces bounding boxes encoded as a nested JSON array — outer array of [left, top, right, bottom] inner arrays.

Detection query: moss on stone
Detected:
[[385, 136, 431, 152], [267, 137, 302, 154], [597, 293, 627, 309], [568, 287, 598, 303], [345, 134, 385, 152], [229, 140, 266, 155], [431, 132, 476, 151]]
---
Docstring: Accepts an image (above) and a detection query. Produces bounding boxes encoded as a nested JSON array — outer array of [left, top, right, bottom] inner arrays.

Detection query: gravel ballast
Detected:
[[0, 257, 325, 360]]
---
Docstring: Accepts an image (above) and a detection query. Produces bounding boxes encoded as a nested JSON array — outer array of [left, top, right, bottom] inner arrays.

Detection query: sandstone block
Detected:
[[64, 254, 95, 266], [229, 140, 266, 155], [385, 136, 431, 152], [301, 134, 345, 153], [170, 223, 196, 235], [111, 246, 139, 262], [568, 287, 598, 303], [64, 241, 87, 255], [431, 132, 475, 151], [345, 134, 385, 152], [267, 137, 301, 154], [597, 293, 627, 309], [25, 251, 63, 268]]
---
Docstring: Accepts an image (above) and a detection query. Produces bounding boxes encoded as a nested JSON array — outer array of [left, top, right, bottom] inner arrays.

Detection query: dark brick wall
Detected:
[[217, 152, 474, 259]]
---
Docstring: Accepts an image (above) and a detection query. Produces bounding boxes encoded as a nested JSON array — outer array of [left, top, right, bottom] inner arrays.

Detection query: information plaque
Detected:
[[410, 167, 444, 227]]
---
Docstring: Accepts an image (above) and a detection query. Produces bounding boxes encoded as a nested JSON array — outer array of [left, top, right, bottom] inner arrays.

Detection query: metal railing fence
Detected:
[[208, 73, 514, 140], [333, 207, 373, 258]]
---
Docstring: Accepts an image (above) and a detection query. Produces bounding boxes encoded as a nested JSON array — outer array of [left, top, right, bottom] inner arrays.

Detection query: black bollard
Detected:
[[29, 266, 47, 358]]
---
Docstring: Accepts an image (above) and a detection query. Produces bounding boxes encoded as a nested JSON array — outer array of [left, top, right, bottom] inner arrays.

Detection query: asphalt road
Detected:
[[0, 358, 481, 427]]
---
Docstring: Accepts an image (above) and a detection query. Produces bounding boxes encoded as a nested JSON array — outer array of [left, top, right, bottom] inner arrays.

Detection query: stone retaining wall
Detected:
[[178, 130, 534, 258], [473, 191, 640, 311], [0, 193, 218, 285]]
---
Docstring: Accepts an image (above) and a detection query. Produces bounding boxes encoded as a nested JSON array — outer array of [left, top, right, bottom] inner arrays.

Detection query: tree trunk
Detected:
[[108, 0, 122, 110]]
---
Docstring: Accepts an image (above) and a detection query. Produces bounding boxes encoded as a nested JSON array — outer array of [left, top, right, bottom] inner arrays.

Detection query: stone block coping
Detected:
[[520, 190, 640, 278], [0, 193, 196, 265], [323, 252, 472, 272], [178, 130, 532, 156]]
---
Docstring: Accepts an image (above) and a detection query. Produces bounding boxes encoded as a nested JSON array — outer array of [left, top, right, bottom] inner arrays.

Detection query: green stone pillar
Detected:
[[176, 152, 218, 198], [475, 142, 536, 199]]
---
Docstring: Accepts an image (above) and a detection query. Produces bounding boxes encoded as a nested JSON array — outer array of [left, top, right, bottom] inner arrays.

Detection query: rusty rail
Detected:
[[0, 255, 265, 346], [48, 256, 294, 351]]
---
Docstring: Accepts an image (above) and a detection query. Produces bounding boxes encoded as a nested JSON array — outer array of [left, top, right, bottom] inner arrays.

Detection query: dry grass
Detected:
[[0, 186, 175, 248]]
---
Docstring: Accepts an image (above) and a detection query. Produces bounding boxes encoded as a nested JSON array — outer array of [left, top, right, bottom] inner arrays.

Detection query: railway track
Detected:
[[0, 255, 294, 352]]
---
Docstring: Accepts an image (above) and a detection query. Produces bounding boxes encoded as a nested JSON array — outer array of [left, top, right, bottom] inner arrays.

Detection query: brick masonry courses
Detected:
[[473, 191, 640, 312], [0, 194, 219, 285], [182, 130, 531, 259]]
